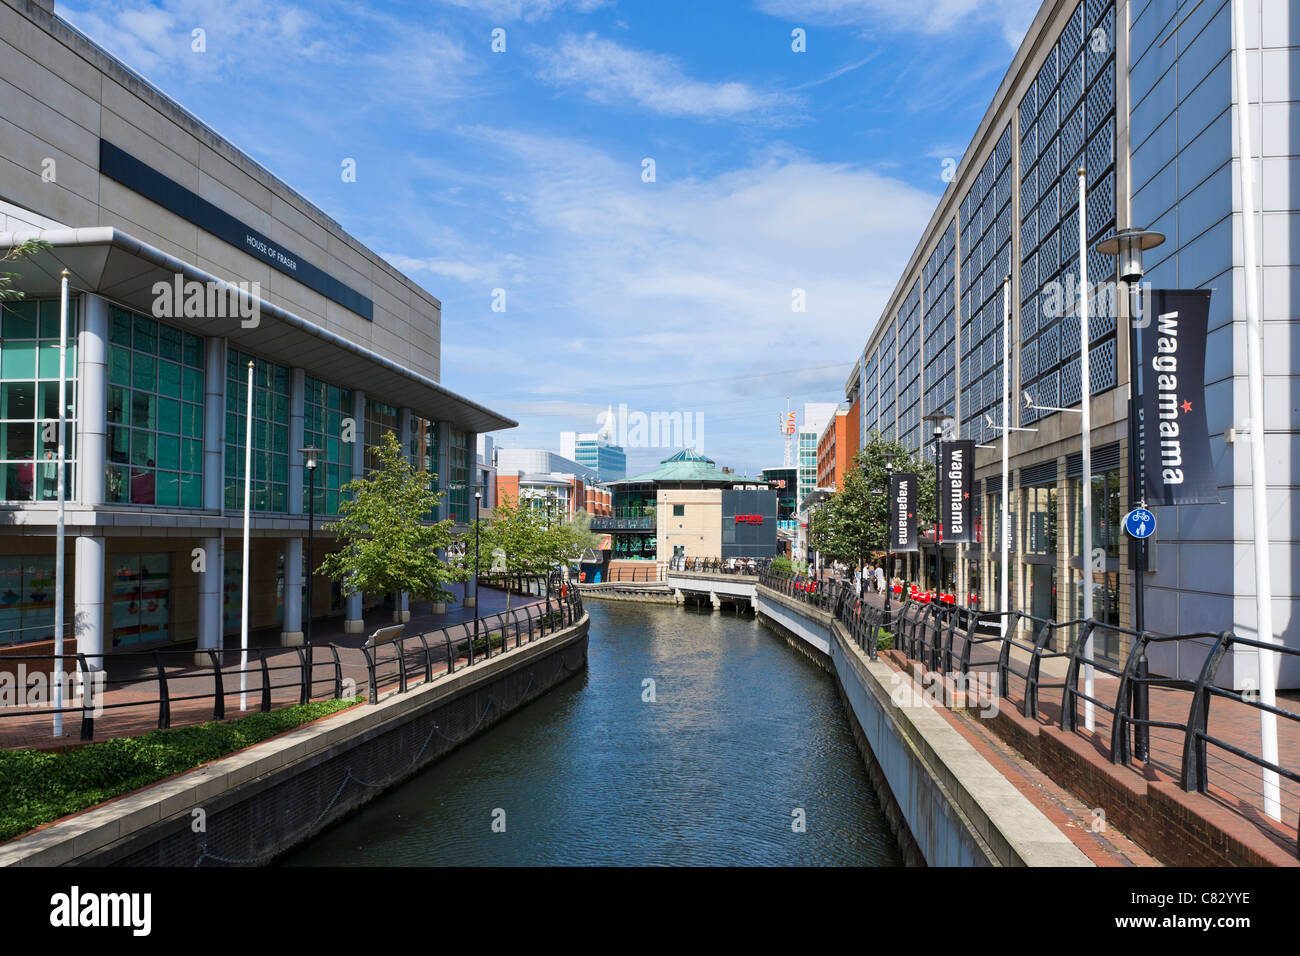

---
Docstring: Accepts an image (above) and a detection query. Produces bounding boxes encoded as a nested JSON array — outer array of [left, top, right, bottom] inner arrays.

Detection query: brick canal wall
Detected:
[[755, 586, 1092, 868], [0, 614, 590, 867]]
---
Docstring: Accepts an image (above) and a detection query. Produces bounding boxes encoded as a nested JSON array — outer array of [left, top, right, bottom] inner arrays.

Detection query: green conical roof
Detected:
[[611, 448, 748, 486]]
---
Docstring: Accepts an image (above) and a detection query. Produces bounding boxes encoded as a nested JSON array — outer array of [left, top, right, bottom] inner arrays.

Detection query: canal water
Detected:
[[281, 601, 901, 866]]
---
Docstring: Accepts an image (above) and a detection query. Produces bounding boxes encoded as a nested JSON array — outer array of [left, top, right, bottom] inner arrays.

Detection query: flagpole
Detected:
[[53, 269, 69, 737], [1232, 0, 1279, 819], [1000, 275, 1010, 636], [1079, 166, 1095, 731], [240, 360, 254, 711]]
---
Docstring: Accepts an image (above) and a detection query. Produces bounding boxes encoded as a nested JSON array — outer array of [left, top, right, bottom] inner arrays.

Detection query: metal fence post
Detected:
[[153, 650, 170, 729]]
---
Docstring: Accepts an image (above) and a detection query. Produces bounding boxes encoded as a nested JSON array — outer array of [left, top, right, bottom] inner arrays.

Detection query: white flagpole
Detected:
[[1232, 0, 1279, 819], [240, 360, 254, 711], [1000, 275, 1010, 635], [53, 269, 69, 737], [1079, 166, 1095, 732]]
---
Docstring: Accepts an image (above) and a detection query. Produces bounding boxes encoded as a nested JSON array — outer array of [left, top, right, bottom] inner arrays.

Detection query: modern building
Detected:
[[494, 469, 610, 522], [496, 447, 597, 483], [847, 0, 1298, 685], [476, 434, 497, 516], [560, 427, 626, 482], [797, 401, 839, 509], [0, 0, 513, 656], [596, 449, 773, 574], [816, 403, 860, 492]]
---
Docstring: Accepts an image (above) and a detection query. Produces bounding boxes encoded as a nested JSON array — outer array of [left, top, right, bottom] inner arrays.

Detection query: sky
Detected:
[[60, 0, 1042, 477]]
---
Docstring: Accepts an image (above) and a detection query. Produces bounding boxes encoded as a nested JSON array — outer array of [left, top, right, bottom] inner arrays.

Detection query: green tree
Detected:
[[316, 431, 466, 611], [1, 240, 52, 302]]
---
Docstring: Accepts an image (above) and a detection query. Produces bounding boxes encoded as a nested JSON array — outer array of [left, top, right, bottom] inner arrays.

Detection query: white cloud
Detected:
[[755, 0, 1041, 48], [533, 33, 801, 119], [436, 0, 609, 22]]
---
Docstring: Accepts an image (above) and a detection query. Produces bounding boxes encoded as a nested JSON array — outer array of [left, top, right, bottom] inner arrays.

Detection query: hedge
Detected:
[[0, 696, 361, 843]]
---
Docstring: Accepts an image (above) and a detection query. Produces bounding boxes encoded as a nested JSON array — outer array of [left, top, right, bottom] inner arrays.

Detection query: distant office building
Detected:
[[495, 448, 597, 483], [560, 429, 626, 482], [476, 434, 497, 515], [798, 402, 839, 509]]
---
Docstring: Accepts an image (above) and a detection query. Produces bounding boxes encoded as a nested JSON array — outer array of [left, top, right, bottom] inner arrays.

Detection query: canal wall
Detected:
[[754, 587, 1091, 868], [0, 614, 590, 867], [577, 583, 676, 606]]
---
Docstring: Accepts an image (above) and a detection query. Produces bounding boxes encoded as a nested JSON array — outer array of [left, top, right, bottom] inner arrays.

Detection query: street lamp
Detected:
[[298, 446, 322, 655], [473, 489, 482, 646], [882, 451, 898, 625], [922, 410, 950, 600], [1096, 225, 1165, 756]]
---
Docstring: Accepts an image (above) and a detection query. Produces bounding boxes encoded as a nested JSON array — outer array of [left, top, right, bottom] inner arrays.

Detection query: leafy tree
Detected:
[[811, 432, 938, 575], [316, 431, 466, 610], [1, 240, 52, 302]]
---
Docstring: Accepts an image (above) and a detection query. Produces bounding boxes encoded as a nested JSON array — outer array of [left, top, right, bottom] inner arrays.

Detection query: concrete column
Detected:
[[203, 337, 227, 511], [344, 390, 366, 633], [282, 536, 303, 645], [76, 294, 108, 505], [197, 536, 223, 661], [396, 591, 410, 624], [73, 535, 104, 670], [288, 368, 305, 515]]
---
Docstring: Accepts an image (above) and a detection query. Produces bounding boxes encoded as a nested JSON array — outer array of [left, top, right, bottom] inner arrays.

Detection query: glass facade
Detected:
[[409, 415, 439, 520], [448, 427, 470, 523], [225, 348, 289, 512], [0, 556, 56, 646], [303, 376, 353, 515], [107, 307, 204, 507], [1018, 0, 1118, 427], [110, 552, 169, 647], [364, 398, 399, 472], [1, 299, 78, 502]]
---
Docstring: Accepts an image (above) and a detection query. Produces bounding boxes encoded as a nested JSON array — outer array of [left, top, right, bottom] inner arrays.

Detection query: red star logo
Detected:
[[1181, 399, 1192, 413], [963, 492, 970, 498]]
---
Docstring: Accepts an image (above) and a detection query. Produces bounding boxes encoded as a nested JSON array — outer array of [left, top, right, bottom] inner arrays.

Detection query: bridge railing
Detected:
[[669, 556, 771, 576]]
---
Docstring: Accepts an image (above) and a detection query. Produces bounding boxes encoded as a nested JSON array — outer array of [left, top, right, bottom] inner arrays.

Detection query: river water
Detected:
[[281, 600, 901, 866]]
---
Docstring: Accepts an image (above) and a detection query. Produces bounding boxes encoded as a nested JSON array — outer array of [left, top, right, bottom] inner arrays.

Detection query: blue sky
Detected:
[[61, 0, 1041, 477]]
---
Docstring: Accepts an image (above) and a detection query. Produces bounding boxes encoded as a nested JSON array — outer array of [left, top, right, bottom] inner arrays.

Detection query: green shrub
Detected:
[[769, 556, 793, 574], [455, 632, 506, 657], [0, 696, 361, 843], [876, 630, 893, 651]]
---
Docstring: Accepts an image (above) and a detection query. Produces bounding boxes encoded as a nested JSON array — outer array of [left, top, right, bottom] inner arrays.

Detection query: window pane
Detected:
[[156, 434, 180, 471], [155, 471, 179, 507], [158, 325, 182, 362], [0, 382, 34, 419], [183, 333, 203, 368], [133, 314, 156, 354], [157, 360, 181, 398], [108, 347, 130, 385], [38, 382, 74, 421], [131, 429, 155, 467], [1, 462, 33, 501], [131, 393, 156, 429], [157, 398, 180, 435], [183, 439, 202, 472], [182, 367, 203, 403], [132, 353, 156, 391], [1, 422, 34, 459], [130, 466, 155, 505], [107, 465, 128, 502], [109, 309, 132, 346], [180, 473, 201, 507], [182, 403, 202, 437], [108, 425, 129, 464], [1, 341, 36, 380], [2, 302, 38, 339]]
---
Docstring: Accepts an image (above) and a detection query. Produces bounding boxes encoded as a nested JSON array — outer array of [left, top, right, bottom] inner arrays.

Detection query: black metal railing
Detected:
[[828, 591, 1300, 853], [669, 556, 772, 576], [0, 589, 586, 744]]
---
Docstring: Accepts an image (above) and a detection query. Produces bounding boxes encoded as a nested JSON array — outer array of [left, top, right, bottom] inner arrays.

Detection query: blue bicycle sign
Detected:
[[1124, 508, 1156, 539]]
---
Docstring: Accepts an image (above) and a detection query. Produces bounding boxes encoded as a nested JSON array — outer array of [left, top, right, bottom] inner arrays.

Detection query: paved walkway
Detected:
[[0, 584, 553, 750], [852, 591, 1300, 858]]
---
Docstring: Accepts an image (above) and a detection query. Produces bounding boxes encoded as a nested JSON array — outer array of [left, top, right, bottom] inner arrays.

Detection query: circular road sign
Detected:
[[1124, 508, 1156, 539]]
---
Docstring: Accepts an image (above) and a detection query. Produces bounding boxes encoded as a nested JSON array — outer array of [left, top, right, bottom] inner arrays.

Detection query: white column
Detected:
[[203, 338, 227, 511], [73, 535, 104, 670], [344, 390, 366, 633], [197, 535, 223, 660], [76, 294, 108, 506]]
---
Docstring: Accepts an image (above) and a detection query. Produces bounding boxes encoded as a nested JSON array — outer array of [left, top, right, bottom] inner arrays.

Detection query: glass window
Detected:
[[0, 299, 78, 502], [0, 556, 57, 646], [105, 307, 204, 507], [448, 427, 470, 523], [302, 376, 354, 516], [225, 348, 288, 512], [1022, 484, 1057, 555], [409, 415, 440, 520], [363, 398, 399, 473]]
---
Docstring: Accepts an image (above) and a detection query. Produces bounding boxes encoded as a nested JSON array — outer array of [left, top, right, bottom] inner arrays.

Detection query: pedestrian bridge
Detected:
[[664, 569, 757, 611]]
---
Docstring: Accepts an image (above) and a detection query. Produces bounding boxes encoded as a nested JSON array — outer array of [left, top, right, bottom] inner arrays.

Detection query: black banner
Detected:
[[889, 472, 918, 552], [1134, 289, 1218, 506], [939, 440, 975, 543]]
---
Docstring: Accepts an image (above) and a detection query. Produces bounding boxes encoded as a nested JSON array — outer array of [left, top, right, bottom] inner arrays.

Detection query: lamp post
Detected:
[[882, 451, 898, 625], [299, 446, 322, 654], [473, 489, 481, 646], [922, 411, 950, 600], [1096, 225, 1165, 762]]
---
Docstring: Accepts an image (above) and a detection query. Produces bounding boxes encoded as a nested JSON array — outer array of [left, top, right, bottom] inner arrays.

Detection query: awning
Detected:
[[2, 227, 516, 434]]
